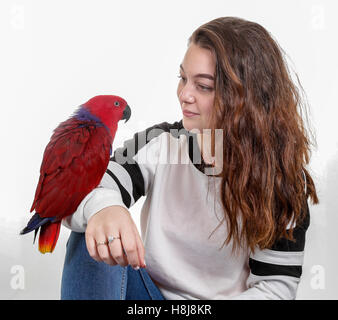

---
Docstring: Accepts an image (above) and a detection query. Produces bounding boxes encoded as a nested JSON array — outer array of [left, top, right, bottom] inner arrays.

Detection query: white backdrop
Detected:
[[0, 0, 336, 299]]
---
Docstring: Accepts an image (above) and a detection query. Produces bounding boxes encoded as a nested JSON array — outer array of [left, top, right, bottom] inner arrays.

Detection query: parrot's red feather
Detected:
[[30, 118, 112, 221], [38, 222, 61, 253]]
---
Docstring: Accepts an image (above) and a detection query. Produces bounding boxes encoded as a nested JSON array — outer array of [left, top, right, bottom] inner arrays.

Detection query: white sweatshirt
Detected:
[[62, 120, 310, 300]]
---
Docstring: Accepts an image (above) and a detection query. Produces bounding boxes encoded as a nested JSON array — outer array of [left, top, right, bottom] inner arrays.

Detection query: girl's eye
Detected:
[[198, 84, 212, 91], [177, 75, 212, 91], [178, 74, 212, 91]]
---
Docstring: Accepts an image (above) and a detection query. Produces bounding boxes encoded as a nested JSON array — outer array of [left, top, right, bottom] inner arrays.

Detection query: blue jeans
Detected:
[[61, 231, 165, 300]]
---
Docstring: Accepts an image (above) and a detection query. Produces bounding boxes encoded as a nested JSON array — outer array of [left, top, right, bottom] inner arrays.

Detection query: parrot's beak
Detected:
[[121, 104, 131, 123]]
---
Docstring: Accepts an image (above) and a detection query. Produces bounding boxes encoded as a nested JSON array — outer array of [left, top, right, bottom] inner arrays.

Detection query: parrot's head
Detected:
[[83, 95, 131, 134]]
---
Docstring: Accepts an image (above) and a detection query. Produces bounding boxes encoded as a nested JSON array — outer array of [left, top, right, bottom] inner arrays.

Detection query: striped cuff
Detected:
[[249, 248, 305, 278]]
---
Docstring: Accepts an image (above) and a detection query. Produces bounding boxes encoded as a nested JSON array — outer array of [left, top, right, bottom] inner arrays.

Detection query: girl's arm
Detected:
[[232, 200, 310, 300]]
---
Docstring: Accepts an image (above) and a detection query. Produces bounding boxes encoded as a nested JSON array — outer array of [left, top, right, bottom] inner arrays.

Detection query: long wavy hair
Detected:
[[188, 17, 319, 253]]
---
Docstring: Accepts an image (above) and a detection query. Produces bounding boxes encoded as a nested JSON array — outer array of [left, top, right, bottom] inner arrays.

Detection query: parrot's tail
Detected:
[[20, 213, 54, 235], [20, 213, 60, 253], [38, 221, 61, 254]]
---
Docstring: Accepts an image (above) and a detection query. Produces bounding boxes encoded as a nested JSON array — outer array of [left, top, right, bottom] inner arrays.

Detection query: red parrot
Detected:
[[20, 95, 131, 253]]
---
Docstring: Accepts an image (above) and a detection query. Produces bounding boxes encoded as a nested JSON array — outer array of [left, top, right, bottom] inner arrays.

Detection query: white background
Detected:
[[0, 0, 336, 299]]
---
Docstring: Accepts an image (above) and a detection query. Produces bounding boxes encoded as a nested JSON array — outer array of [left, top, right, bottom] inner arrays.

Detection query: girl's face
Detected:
[[177, 42, 216, 132]]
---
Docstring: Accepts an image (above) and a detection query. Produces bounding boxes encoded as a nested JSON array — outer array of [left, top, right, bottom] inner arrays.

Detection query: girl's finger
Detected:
[[85, 232, 102, 262], [120, 227, 141, 269], [108, 234, 129, 267], [133, 227, 146, 268], [96, 238, 116, 265]]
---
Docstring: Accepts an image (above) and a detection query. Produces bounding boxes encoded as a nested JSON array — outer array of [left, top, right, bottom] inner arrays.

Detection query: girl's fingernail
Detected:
[[133, 266, 140, 271]]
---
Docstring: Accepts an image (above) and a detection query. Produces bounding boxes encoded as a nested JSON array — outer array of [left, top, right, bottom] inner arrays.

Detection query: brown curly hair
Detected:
[[188, 17, 319, 253]]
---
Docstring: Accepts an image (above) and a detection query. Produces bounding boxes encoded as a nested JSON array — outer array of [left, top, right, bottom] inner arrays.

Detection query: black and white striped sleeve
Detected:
[[232, 199, 310, 300], [62, 122, 170, 232]]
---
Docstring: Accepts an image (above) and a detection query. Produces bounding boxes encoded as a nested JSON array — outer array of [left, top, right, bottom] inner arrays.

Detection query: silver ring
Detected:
[[96, 241, 108, 246], [108, 235, 121, 243]]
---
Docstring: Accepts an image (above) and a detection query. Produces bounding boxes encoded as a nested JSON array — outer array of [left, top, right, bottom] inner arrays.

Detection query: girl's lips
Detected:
[[183, 110, 199, 117]]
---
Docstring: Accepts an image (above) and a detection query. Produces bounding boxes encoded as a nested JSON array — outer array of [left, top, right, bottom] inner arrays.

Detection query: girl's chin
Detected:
[[182, 119, 202, 133]]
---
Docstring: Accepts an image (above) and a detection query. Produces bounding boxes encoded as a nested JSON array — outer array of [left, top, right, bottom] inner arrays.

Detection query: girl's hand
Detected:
[[85, 205, 146, 270]]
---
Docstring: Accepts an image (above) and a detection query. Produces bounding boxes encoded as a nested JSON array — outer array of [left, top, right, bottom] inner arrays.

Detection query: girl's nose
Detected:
[[179, 87, 195, 104]]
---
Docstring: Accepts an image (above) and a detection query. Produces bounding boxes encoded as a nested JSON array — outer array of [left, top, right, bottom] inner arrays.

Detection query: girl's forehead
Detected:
[[182, 44, 216, 72]]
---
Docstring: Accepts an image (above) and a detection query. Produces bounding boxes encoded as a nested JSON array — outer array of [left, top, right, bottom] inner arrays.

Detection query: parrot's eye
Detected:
[[114, 101, 120, 107]]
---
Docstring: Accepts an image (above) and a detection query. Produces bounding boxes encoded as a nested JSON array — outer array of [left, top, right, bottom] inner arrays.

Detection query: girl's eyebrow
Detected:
[[180, 64, 214, 81]]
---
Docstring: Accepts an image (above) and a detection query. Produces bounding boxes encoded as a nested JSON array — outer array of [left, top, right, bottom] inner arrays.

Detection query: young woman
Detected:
[[61, 16, 319, 300]]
